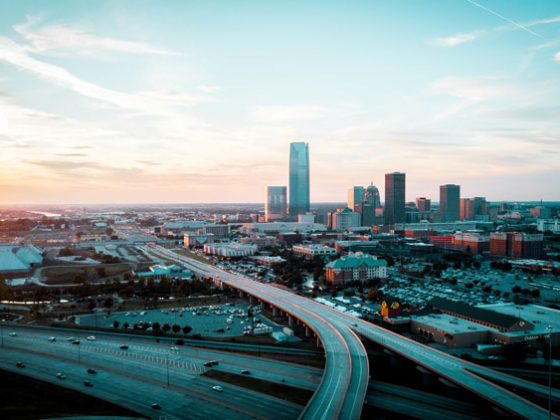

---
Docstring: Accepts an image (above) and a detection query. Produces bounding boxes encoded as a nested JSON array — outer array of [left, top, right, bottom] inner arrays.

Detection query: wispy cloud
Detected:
[[0, 37, 211, 113], [555, 51, 560, 61], [433, 6, 560, 47], [13, 15, 176, 57]]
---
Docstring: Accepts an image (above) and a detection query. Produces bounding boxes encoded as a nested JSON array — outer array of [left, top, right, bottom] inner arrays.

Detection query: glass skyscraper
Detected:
[[289, 142, 310, 216]]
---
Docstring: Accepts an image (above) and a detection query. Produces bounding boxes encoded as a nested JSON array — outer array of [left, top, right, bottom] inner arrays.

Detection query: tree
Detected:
[[182, 325, 192, 335], [113, 320, 120, 329], [172, 324, 181, 334], [152, 322, 161, 332], [531, 289, 540, 298], [123, 322, 129, 329], [162, 323, 171, 333]]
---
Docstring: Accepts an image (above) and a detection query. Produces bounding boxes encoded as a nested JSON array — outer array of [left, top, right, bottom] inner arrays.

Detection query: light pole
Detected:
[[546, 325, 553, 420], [1, 319, 5, 347], [166, 353, 170, 387]]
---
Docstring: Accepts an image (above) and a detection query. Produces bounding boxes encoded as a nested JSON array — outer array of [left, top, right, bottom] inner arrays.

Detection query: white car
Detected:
[[48, 337, 56, 342], [212, 385, 223, 392], [170, 346, 179, 351], [86, 336, 96, 341], [8, 332, 16, 337]]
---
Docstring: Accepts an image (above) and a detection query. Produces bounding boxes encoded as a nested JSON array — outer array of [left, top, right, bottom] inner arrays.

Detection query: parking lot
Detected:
[[76, 304, 277, 338]]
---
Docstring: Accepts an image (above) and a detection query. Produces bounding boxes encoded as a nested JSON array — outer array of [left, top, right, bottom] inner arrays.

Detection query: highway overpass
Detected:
[[143, 245, 558, 420]]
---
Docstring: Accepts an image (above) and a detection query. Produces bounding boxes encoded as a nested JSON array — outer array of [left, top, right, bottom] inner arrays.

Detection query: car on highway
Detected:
[[16, 361, 25, 368], [87, 368, 97, 374], [212, 385, 223, 392], [9, 332, 16, 337], [67, 336, 76, 342], [170, 346, 179, 351], [204, 360, 219, 367], [240, 370, 250, 375], [71, 339, 80, 345], [48, 336, 56, 342], [56, 372, 66, 380], [86, 335, 96, 341], [151, 403, 161, 410], [119, 345, 129, 350], [83, 380, 93, 387]]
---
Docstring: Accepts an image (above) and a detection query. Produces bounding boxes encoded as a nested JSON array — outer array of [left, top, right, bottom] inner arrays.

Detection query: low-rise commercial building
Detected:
[[203, 243, 257, 258], [490, 232, 544, 259], [0, 244, 43, 276], [293, 244, 337, 259]]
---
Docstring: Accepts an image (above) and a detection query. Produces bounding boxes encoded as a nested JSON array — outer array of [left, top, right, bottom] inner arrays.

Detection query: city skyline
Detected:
[[1, 0, 559, 204]]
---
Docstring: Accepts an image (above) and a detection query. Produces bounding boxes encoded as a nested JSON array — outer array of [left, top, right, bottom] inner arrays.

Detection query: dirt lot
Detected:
[[42, 263, 132, 285], [0, 369, 143, 419]]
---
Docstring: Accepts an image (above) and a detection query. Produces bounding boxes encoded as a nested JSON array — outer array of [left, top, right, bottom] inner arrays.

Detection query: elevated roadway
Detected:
[[143, 245, 558, 420]]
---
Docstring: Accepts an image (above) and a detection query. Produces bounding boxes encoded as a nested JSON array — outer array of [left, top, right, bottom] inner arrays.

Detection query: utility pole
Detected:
[[547, 325, 553, 420]]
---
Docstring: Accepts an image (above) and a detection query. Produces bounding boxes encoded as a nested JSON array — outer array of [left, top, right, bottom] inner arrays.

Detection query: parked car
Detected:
[[87, 368, 97, 374], [83, 380, 93, 387], [16, 361, 25, 368], [56, 372, 66, 379], [48, 337, 56, 342], [9, 332, 16, 337], [119, 345, 129, 350]]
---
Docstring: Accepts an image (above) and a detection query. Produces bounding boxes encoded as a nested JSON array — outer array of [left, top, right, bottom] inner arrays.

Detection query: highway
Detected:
[[1, 327, 305, 419], [143, 244, 558, 420]]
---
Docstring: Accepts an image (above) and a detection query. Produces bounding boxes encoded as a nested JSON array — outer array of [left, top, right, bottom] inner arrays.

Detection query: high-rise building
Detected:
[[460, 198, 473, 221], [265, 186, 287, 222], [289, 142, 310, 216], [416, 197, 431, 212], [440, 184, 460, 222], [362, 183, 381, 226], [384, 172, 406, 225], [347, 186, 365, 213]]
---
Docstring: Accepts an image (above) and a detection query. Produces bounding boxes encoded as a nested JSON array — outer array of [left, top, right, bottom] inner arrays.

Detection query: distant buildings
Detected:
[[490, 232, 544, 259], [328, 208, 361, 231], [460, 197, 488, 221], [265, 186, 287, 221], [384, 172, 406, 225], [537, 218, 560, 234], [439, 184, 460, 222], [135, 264, 193, 281], [183, 233, 214, 248], [325, 252, 387, 285], [239, 221, 326, 234], [362, 184, 381, 226], [416, 197, 431, 212], [0, 244, 43, 276], [289, 142, 310, 216]]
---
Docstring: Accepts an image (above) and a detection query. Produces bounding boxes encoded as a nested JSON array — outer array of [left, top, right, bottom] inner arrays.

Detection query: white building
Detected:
[[293, 244, 337, 259], [203, 243, 257, 258], [537, 219, 560, 234], [240, 222, 326, 234]]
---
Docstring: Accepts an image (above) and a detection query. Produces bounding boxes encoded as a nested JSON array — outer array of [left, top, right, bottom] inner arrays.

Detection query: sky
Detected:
[[0, 0, 559, 204]]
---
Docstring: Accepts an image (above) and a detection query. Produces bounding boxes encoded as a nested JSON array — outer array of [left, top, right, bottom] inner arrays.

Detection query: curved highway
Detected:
[[142, 245, 557, 420]]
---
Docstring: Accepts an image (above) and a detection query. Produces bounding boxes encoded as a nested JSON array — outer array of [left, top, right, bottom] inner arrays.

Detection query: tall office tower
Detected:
[[416, 197, 431, 212], [472, 197, 487, 216], [347, 186, 365, 213], [289, 142, 310, 216], [460, 198, 473, 221], [384, 172, 406, 225], [362, 183, 381, 226], [265, 186, 287, 222], [440, 184, 461, 222]]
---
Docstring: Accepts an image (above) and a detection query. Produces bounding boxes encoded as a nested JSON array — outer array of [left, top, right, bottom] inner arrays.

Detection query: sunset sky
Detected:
[[0, 0, 559, 204]]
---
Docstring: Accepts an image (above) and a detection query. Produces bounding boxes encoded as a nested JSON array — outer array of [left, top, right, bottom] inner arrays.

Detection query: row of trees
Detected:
[[112, 320, 192, 335]]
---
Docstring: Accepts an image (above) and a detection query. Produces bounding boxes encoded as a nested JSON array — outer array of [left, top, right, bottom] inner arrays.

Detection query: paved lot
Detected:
[[77, 304, 278, 338]]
